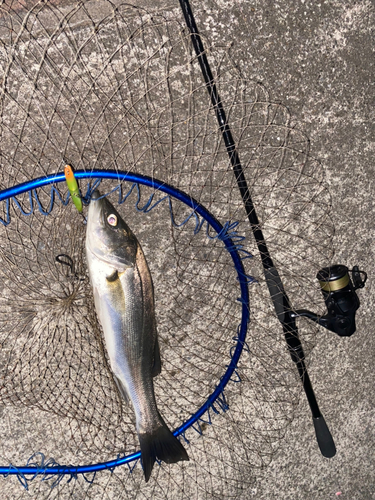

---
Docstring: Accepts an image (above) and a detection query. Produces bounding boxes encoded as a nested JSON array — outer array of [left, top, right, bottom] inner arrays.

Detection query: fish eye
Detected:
[[107, 214, 118, 227]]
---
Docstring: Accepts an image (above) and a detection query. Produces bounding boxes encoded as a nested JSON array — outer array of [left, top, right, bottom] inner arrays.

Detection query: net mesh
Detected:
[[0, 1, 334, 498]]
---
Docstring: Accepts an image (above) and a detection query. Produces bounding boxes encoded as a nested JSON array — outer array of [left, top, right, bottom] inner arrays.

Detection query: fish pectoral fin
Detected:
[[152, 336, 162, 377], [113, 375, 130, 405], [106, 270, 119, 282]]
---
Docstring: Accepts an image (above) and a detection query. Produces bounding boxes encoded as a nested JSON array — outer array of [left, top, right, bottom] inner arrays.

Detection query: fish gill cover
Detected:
[[0, 1, 333, 498]]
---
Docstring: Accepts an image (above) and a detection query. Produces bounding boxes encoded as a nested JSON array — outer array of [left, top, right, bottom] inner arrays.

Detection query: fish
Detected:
[[85, 190, 189, 482]]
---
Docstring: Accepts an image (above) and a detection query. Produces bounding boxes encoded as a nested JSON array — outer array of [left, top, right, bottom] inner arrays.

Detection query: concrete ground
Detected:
[[0, 0, 374, 499], [185, 1, 375, 499]]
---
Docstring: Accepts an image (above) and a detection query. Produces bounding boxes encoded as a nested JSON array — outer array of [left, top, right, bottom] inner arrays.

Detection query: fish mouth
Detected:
[[86, 235, 133, 272], [87, 244, 125, 269], [90, 189, 101, 201], [86, 189, 104, 226]]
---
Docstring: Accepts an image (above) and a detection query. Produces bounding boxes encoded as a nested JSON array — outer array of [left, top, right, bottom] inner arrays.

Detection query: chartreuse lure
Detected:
[[64, 165, 83, 213]]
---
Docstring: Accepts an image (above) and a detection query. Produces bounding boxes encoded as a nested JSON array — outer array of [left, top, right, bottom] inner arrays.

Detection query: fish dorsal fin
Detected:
[[106, 270, 119, 282], [152, 336, 162, 377], [113, 374, 130, 405]]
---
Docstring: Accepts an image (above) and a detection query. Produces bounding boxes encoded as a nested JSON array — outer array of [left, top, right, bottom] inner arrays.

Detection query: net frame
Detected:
[[0, 168, 251, 479]]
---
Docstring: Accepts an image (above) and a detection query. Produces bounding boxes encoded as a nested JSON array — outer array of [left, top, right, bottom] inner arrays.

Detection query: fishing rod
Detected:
[[178, 0, 367, 458]]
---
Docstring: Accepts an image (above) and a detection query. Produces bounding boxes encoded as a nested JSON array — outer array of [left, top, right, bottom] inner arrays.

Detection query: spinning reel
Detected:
[[291, 265, 367, 337]]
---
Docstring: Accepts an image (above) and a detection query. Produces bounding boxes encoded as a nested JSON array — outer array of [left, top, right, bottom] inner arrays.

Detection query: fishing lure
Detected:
[[64, 165, 83, 213]]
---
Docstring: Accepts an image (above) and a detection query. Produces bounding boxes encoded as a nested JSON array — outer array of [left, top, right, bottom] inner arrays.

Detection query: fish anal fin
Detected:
[[152, 336, 162, 377], [138, 422, 189, 482], [113, 374, 130, 405]]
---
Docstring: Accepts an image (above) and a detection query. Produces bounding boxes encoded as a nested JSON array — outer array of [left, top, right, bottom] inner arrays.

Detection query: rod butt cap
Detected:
[[313, 416, 336, 458]]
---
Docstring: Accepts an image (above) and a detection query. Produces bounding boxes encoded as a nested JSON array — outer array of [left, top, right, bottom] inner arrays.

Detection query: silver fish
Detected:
[[86, 190, 188, 481]]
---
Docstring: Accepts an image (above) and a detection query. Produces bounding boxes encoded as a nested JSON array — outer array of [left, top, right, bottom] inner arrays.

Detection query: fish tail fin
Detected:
[[138, 421, 189, 482]]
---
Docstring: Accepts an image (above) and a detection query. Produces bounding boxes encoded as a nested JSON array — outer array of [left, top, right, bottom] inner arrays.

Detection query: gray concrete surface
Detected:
[[0, 0, 373, 499], [198, 1, 375, 499], [202, 1, 374, 499]]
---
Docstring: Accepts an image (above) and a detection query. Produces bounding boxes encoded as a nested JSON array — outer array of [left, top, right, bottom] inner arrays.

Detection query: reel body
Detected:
[[291, 265, 367, 337]]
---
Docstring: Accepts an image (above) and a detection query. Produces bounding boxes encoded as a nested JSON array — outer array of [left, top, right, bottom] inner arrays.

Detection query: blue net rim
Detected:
[[0, 170, 250, 475]]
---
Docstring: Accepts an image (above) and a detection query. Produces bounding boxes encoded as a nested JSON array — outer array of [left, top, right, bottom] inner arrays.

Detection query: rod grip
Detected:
[[313, 416, 336, 458]]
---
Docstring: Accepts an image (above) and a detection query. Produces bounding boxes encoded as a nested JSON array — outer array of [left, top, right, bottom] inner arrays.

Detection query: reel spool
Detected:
[[291, 265, 367, 337]]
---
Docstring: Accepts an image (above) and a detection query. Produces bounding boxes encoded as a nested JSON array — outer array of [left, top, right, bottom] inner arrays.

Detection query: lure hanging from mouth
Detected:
[[64, 165, 83, 213]]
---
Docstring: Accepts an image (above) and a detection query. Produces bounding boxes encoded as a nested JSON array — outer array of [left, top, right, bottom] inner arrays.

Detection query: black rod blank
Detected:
[[178, 0, 336, 458]]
